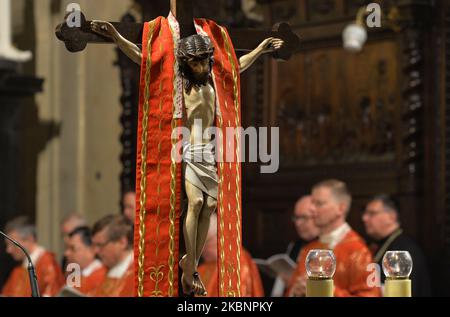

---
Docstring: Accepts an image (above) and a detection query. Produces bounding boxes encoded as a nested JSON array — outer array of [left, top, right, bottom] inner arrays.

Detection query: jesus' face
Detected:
[[186, 57, 211, 85]]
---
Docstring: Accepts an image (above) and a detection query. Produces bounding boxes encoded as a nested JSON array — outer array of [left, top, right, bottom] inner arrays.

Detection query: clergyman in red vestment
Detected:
[[2, 217, 64, 297], [288, 180, 381, 297]]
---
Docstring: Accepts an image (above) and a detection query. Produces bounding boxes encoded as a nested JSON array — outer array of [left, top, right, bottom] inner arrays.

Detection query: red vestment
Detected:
[[72, 260, 107, 295], [197, 250, 265, 297], [2, 248, 64, 297], [90, 254, 134, 297], [288, 229, 381, 297]]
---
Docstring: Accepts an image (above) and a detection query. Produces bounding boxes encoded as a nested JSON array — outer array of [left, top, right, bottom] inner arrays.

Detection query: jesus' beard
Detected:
[[192, 71, 210, 86], [182, 64, 212, 90]]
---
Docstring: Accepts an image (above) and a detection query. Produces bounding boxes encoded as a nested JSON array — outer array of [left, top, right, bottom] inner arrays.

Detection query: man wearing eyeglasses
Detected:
[[90, 215, 134, 297], [271, 196, 320, 297], [362, 194, 432, 297], [290, 196, 321, 258]]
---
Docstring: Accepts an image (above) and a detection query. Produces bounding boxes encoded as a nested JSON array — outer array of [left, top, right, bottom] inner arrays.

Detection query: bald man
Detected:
[[291, 196, 321, 257], [61, 213, 87, 246], [2, 217, 64, 297], [288, 180, 380, 297]]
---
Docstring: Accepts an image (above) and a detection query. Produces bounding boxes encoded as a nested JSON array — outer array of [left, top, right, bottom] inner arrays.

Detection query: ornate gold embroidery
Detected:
[[217, 113, 226, 297], [220, 26, 242, 297], [168, 21, 178, 297], [149, 265, 165, 297], [138, 20, 156, 297]]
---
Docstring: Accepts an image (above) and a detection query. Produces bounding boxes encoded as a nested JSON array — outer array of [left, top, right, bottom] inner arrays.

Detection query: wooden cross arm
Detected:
[[55, 12, 142, 52], [55, 12, 300, 60]]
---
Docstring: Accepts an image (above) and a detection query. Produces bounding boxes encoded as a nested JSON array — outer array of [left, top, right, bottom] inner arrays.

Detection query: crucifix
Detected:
[[56, 0, 300, 297], [56, 0, 300, 59]]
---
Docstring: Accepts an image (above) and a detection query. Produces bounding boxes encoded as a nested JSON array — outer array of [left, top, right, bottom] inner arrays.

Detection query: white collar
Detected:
[[168, 11, 183, 119], [107, 252, 133, 279], [319, 222, 351, 249], [22, 246, 45, 268], [82, 259, 103, 277]]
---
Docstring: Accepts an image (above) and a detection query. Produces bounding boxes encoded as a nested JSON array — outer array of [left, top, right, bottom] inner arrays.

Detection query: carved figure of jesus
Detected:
[[91, 19, 283, 296]]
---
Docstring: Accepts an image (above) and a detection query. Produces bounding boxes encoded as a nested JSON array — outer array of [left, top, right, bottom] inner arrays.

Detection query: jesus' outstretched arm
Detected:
[[91, 20, 143, 65]]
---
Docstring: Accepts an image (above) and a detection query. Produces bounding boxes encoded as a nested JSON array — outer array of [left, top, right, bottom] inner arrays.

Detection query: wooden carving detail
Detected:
[[307, 0, 339, 21], [397, 0, 432, 188], [274, 41, 399, 165], [116, 11, 140, 196], [310, 0, 336, 15], [270, 0, 298, 22], [401, 29, 423, 179]]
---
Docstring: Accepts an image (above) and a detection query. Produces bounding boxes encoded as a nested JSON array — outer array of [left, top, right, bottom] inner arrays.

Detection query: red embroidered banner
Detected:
[[134, 16, 242, 297]]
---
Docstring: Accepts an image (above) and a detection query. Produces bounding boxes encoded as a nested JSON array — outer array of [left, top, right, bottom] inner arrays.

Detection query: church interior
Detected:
[[1, 0, 450, 298]]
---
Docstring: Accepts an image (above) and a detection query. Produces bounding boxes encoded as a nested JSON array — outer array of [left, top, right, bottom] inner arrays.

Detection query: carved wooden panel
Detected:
[[265, 0, 400, 26], [306, 0, 343, 21], [116, 11, 140, 198], [271, 40, 400, 165]]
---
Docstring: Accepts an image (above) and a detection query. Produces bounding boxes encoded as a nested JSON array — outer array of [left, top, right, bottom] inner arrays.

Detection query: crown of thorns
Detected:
[[177, 34, 214, 60]]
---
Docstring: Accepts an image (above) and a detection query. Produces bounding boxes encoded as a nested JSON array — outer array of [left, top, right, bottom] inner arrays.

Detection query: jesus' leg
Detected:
[[192, 196, 217, 294], [195, 196, 217, 264], [180, 180, 205, 296]]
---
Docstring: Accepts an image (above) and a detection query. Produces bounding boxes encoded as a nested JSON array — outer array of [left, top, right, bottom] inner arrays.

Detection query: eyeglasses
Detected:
[[92, 240, 112, 249], [363, 209, 384, 218]]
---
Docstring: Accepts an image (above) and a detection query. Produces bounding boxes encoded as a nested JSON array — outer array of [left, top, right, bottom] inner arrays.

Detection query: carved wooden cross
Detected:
[[55, 0, 300, 60]]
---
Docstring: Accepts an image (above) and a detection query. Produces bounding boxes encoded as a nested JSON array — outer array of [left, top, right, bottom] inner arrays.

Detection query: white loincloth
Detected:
[[182, 142, 218, 200]]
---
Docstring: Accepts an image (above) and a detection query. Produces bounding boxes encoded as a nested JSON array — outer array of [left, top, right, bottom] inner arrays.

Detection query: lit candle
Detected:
[[305, 249, 336, 297], [382, 251, 413, 297]]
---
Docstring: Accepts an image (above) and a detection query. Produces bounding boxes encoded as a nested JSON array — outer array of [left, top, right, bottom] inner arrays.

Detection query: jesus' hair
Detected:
[[177, 34, 215, 91]]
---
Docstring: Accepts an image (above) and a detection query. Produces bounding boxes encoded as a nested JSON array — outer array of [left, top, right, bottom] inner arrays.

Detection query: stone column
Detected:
[[0, 60, 43, 288], [35, 0, 130, 259]]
